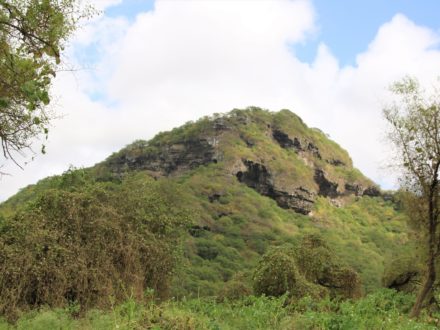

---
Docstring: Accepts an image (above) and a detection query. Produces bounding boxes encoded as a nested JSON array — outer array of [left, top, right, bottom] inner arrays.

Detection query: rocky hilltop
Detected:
[[1, 107, 411, 300], [103, 107, 379, 215]]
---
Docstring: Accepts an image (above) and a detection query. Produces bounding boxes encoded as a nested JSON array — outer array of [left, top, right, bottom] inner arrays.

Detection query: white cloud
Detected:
[[306, 14, 440, 188], [2, 2, 440, 200]]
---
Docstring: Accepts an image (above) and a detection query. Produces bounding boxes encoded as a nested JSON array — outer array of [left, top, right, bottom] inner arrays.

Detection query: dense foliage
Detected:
[[0, 170, 192, 320], [0, 108, 424, 325], [253, 234, 361, 301], [0, 0, 92, 166]]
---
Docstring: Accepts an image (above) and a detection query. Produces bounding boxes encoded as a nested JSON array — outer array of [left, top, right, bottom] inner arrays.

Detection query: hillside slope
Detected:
[[101, 107, 378, 215], [0, 107, 414, 305]]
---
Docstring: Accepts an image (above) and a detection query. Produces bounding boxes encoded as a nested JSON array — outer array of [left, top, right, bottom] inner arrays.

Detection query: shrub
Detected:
[[296, 234, 362, 299], [253, 234, 361, 302], [253, 246, 325, 299], [217, 272, 252, 302], [0, 173, 192, 320]]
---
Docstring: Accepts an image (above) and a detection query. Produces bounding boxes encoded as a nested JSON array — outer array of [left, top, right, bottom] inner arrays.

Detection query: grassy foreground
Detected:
[[0, 289, 437, 330]]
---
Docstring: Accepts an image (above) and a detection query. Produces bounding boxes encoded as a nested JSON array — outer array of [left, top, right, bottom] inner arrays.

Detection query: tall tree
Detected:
[[384, 77, 440, 317], [0, 0, 91, 168]]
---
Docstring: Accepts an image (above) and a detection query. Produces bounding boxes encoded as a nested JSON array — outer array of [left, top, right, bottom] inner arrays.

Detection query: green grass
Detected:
[[0, 290, 437, 330]]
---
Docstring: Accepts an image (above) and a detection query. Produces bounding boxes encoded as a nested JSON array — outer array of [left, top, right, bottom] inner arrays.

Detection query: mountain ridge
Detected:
[[0, 107, 413, 305], [97, 107, 379, 215]]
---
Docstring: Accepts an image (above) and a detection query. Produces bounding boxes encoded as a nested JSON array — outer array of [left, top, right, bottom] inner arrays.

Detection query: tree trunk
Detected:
[[410, 256, 435, 318], [411, 185, 438, 318]]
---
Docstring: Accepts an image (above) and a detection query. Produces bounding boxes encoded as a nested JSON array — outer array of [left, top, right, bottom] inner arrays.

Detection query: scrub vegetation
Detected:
[[0, 108, 436, 328]]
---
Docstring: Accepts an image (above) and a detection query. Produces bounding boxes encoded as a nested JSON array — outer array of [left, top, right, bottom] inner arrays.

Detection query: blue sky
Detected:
[[299, 0, 440, 65], [103, 0, 440, 67], [105, 0, 155, 19]]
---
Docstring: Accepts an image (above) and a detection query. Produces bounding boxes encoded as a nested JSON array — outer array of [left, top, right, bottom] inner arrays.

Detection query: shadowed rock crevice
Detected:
[[188, 225, 211, 237], [307, 142, 321, 159], [327, 159, 346, 166], [363, 186, 381, 197], [272, 129, 322, 160], [272, 188, 315, 215], [344, 183, 364, 196], [272, 129, 302, 152], [314, 169, 338, 198], [236, 160, 315, 215], [387, 271, 420, 292]]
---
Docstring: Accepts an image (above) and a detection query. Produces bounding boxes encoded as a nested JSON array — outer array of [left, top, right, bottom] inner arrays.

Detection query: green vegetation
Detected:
[[0, 290, 437, 329], [0, 169, 192, 320], [0, 107, 427, 327], [0, 0, 93, 165], [384, 77, 440, 317], [253, 234, 361, 301]]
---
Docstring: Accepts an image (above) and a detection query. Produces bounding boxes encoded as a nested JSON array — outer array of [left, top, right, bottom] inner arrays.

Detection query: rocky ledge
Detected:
[[235, 159, 380, 215], [107, 138, 219, 175], [236, 160, 315, 215]]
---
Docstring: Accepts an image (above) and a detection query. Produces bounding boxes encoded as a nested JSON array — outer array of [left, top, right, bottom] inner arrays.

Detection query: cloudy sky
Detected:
[[2, 0, 440, 200]]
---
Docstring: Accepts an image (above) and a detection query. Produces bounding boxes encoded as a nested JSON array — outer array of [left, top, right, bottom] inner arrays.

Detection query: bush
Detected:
[[217, 272, 252, 302], [253, 246, 325, 299], [253, 234, 361, 302], [296, 234, 362, 299], [0, 172, 192, 320]]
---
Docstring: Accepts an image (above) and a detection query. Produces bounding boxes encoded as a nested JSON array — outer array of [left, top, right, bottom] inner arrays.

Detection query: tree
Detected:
[[0, 0, 91, 169], [384, 77, 440, 317]]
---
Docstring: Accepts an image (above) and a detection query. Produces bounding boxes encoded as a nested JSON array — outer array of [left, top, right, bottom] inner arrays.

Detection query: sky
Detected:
[[2, 0, 440, 201]]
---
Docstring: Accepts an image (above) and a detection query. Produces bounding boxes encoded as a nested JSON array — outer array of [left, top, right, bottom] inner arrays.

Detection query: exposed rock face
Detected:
[[213, 118, 231, 131], [236, 160, 315, 215], [327, 159, 345, 166], [240, 134, 255, 147], [105, 110, 381, 216], [273, 187, 315, 215], [236, 160, 274, 196], [314, 169, 338, 198], [272, 129, 302, 152], [108, 139, 218, 175], [272, 129, 323, 160], [307, 142, 322, 159], [344, 183, 364, 196], [234, 159, 383, 215], [363, 186, 381, 197]]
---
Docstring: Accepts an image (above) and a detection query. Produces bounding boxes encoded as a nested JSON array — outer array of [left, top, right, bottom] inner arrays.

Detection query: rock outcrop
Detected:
[[107, 138, 218, 175], [104, 108, 382, 215], [363, 186, 381, 197], [314, 169, 338, 198], [272, 129, 302, 152], [236, 160, 315, 215], [272, 129, 321, 159], [344, 183, 364, 196]]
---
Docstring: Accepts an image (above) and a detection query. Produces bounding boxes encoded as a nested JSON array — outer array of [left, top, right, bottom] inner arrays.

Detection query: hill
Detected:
[[0, 107, 417, 318]]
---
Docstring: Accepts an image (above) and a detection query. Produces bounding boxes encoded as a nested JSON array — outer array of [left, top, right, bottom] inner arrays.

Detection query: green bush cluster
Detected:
[[0, 170, 192, 320], [253, 234, 361, 301]]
